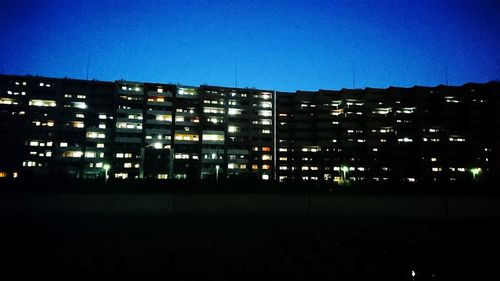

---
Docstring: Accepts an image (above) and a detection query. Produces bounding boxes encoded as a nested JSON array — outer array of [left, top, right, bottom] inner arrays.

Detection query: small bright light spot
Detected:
[[411, 270, 415, 277], [103, 164, 110, 171]]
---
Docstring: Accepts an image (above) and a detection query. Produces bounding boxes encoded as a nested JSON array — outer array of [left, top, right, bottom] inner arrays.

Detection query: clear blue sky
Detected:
[[1, 0, 499, 91]]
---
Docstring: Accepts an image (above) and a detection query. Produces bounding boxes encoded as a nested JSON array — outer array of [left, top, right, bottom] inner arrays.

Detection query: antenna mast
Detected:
[[86, 51, 90, 81], [352, 62, 356, 89], [235, 60, 238, 88]]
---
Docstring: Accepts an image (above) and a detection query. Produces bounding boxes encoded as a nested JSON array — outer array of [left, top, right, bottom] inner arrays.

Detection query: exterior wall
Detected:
[[1, 74, 499, 184]]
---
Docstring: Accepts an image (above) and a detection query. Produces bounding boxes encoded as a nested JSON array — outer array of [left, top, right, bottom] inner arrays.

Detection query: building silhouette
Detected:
[[1, 74, 498, 185]]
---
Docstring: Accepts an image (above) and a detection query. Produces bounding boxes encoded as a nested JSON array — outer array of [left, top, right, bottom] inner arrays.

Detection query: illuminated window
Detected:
[[449, 136, 466, 142], [99, 114, 107, 119], [63, 151, 83, 158], [60, 142, 68, 147], [228, 126, 239, 133], [124, 163, 132, 168], [97, 143, 104, 148], [279, 166, 288, 170], [228, 108, 242, 115], [262, 155, 272, 161], [259, 101, 272, 108], [116, 122, 142, 130], [175, 134, 199, 142], [279, 157, 287, 161], [252, 165, 258, 170], [397, 137, 413, 143], [148, 96, 165, 103], [115, 173, 128, 179], [258, 110, 272, 117], [202, 134, 224, 142], [1, 98, 19, 105], [71, 121, 85, 128], [29, 99, 56, 107], [178, 88, 197, 96], [85, 152, 96, 158], [157, 174, 168, 179], [77, 94, 86, 99], [262, 129, 271, 134], [156, 114, 172, 122], [262, 147, 271, 152], [73, 102, 87, 109], [262, 165, 270, 170], [175, 116, 184, 122]]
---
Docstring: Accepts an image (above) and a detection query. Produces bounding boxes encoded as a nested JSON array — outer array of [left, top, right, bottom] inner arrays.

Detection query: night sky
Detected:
[[1, 0, 499, 92]]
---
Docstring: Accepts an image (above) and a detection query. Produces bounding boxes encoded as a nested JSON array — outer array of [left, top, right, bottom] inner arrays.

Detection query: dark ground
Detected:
[[3, 214, 500, 281]]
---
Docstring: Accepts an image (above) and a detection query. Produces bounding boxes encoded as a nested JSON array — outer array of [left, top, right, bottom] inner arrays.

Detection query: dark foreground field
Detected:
[[3, 215, 500, 280]]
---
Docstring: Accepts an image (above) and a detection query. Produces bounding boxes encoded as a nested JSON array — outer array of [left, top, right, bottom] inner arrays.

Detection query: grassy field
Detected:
[[3, 214, 500, 281]]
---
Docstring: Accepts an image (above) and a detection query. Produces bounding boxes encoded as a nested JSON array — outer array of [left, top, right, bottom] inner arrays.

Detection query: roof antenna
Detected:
[[86, 50, 90, 80], [235, 60, 238, 88], [445, 64, 448, 86], [352, 62, 356, 89]]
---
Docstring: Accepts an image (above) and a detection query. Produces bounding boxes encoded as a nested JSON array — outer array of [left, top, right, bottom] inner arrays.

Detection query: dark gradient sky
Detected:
[[1, 0, 499, 91]]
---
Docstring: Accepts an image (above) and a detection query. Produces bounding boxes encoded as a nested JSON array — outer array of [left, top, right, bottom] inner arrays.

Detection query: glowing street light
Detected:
[[103, 164, 110, 183], [470, 167, 482, 180], [341, 166, 349, 183], [215, 165, 220, 184]]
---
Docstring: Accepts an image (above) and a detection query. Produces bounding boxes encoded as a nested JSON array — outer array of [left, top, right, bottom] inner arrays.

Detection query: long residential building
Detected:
[[1, 74, 499, 184]]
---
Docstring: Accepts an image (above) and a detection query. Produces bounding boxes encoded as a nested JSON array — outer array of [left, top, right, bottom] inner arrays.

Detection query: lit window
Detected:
[[29, 99, 56, 107], [73, 102, 87, 109], [262, 155, 272, 161], [279, 148, 287, 152], [228, 126, 239, 133], [156, 115, 172, 122], [29, 141, 39, 146], [252, 165, 258, 170], [97, 143, 104, 148], [116, 153, 124, 158], [258, 110, 272, 117], [202, 134, 224, 142], [72, 121, 85, 128], [124, 163, 132, 168], [99, 114, 107, 119], [228, 108, 242, 115], [279, 157, 287, 161], [262, 147, 271, 152], [262, 165, 270, 170], [60, 142, 68, 147], [85, 152, 96, 158], [63, 151, 83, 158], [175, 134, 199, 142], [397, 137, 413, 143], [262, 129, 271, 134]]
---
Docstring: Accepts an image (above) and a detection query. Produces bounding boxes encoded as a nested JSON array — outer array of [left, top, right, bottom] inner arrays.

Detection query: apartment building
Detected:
[[1, 74, 499, 184], [276, 84, 500, 184], [0, 75, 274, 181]]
